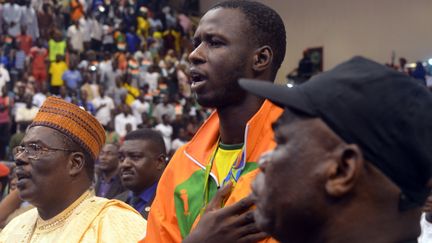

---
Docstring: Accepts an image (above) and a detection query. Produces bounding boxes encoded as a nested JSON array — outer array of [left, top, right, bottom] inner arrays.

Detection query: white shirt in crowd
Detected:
[[90, 18, 103, 41], [79, 17, 92, 42], [3, 2, 22, 37], [419, 213, 432, 243], [130, 99, 150, 124], [155, 123, 173, 152], [171, 138, 186, 152], [0, 66, 10, 92], [114, 113, 138, 137], [21, 5, 39, 40], [93, 96, 115, 126], [67, 24, 84, 52], [32, 92, 46, 108], [15, 106, 39, 123], [153, 103, 175, 122], [143, 71, 160, 93]]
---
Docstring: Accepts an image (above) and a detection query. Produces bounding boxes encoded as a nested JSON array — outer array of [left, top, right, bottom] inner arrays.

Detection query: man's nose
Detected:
[[15, 151, 30, 167], [188, 43, 206, 65]]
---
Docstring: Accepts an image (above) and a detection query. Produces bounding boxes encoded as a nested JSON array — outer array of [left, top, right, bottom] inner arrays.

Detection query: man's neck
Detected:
[[217, 96, 264, 145], [316, 207, 421, 243], [36, 182, 91, 220]]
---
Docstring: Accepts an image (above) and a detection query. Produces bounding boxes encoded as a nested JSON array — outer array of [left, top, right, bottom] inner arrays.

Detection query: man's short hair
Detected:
[[124, 128, 167, 155], [210, 0, 286, 77]]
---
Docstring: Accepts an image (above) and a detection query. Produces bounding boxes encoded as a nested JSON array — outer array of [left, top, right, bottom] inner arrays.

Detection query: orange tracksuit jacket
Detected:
[[142, 100, 283, 243]]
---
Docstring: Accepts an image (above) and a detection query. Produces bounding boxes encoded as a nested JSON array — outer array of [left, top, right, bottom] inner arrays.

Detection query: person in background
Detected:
[[93, 85, 115, 127], [15, 94, 38, 128], [29, 38, 48, 91], [154, 114, 173, 152], [0, 86, 11, 160], [0, 163, 10, 198], [62, 59, 82, 94], [116, 128, 167, 219], [131, 92, 150, 126], [48, 30, 67, 63], [114, 104, 138, 138], [95, 143, 125, 199], [2, 0, 22, 38], [48, 54, 68, 95], [0, 97, 147, 242]]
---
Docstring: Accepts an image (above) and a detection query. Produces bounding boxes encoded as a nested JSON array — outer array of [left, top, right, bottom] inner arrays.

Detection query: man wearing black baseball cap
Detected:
[[240, 56, 432, 243]]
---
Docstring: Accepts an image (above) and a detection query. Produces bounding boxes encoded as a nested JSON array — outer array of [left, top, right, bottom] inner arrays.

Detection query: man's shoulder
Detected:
[[1, 207, 38, 234], [94, 197, 147, 225]]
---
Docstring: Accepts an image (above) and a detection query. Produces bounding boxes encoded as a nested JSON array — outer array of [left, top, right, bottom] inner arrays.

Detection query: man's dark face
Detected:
[[119, 140, 163, 194], [252, 110, 337, 243], [14, 126, 73, 207], [188, 8, 254, 108], [98, 144, 119, 173]]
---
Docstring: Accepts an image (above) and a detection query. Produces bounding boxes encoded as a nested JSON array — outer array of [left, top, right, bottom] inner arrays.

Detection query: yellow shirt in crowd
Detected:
[[49, 61, 68, 87]]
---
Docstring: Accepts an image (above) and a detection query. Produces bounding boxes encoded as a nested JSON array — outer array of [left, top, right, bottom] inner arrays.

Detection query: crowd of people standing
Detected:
[[0, 0, 207, 161]]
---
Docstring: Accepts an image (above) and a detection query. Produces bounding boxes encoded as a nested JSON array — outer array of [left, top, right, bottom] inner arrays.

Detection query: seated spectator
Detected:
[[238, 56, 432, 243], [95, 144, 125, 199], [0, 97, 147, 242], [116, 128, 167, 219]]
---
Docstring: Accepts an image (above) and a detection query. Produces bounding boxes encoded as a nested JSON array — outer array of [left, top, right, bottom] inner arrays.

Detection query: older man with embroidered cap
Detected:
[[0, 97, 147, 242], [239, 56, 432, 243]]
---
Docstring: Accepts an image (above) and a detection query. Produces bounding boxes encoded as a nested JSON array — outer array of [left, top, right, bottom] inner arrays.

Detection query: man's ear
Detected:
[[325, 144, 364, 197], [252, 46, 273, 73], [156, 154, 167, 171], [68, 152, 86, 177]]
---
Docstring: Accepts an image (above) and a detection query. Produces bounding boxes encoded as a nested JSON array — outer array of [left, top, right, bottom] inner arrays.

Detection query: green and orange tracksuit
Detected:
[[143, 100, 283, 243]]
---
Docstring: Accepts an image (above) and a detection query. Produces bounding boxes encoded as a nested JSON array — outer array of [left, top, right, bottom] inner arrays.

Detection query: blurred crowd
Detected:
[[0, 0, 210, 162]]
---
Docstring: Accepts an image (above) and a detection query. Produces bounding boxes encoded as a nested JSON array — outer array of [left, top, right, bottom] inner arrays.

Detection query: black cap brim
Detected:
[[239, 78, 317, 116]]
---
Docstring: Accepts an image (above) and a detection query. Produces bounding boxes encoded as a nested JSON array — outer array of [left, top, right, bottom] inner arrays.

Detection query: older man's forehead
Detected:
[[23, 126, 68, 146]]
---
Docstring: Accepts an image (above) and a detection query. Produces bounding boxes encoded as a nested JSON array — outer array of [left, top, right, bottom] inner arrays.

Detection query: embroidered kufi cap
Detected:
[[29, 96, 105, 160]]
